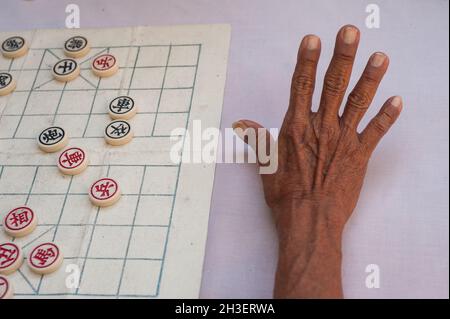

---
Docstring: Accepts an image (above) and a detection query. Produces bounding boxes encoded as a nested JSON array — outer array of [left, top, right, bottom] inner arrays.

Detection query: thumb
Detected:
[[232, 119, 275, 165]]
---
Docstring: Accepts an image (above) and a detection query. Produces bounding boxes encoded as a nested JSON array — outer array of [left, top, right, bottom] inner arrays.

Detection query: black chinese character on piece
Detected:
[[65, 36, 87, 52], [106, 121, 130, 139], [39, 127, 65, 145], [2, 36, 24, 52], [53, 59, 77, 75], [0, 73, 12, 88], [110, 96, 134, 114]]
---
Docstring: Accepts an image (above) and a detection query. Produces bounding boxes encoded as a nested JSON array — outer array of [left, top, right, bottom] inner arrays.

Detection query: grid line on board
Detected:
[[116, 165, 147, 296], [11, 49, 47, 138], [0, 137, 182, 295], [151, 44, 172, 136], [0, 44, 199, 141], [25, 166, 39, 205], [155, 43, 201, 295], [74, 165, 111, 295], [126, 46, 141, 95], [0, 42, 201, 297], [51, 175, 74, 241], [81, 48, 107, 137]]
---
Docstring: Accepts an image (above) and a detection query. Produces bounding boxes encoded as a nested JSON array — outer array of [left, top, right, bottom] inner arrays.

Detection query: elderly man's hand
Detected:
[[233, 25, 402, 298]]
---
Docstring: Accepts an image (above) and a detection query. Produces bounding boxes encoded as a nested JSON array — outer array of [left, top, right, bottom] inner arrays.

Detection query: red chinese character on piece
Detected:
[[4, 207, 35, 237], [61, 150, 83, 167], [91, 178, 118, 201], [33, 247, 56, 266], [94, 54, 115, 70], [0, 244, 18, 268], [9, 209, 29, 228], [95, 180, 114, 198]]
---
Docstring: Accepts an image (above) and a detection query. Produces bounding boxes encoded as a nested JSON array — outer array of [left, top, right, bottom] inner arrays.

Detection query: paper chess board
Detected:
[[0, 24, 230, 298]]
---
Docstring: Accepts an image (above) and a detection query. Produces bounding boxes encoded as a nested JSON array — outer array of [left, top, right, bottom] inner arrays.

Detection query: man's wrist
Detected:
[[272, 195, 346, 298], [272, 195, 346, 246]]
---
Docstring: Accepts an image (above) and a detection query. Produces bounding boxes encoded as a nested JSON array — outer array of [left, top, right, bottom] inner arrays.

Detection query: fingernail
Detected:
[[391, 96, 402, 107], [371, 52, 386, 67], [343, 26, 358, 44], [232, 121, 247, 130], [307, 36, 319, 50]]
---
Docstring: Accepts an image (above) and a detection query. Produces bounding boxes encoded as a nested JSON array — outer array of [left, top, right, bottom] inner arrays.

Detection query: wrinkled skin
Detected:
[[233, 25, 402, 298]]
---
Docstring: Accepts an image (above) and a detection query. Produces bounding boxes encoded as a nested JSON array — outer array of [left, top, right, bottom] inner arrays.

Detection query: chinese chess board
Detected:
[[0, 25, 230, 298]]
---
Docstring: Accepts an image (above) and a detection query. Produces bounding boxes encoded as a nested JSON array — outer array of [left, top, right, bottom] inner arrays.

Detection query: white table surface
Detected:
[[1, 0, 448, 298]]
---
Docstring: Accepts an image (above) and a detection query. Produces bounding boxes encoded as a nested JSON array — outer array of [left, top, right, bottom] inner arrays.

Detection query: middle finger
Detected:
[[317, 25, 360, 125]]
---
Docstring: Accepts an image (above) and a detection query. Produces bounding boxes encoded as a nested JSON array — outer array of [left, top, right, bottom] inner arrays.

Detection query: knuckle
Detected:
[[335, 53, 354, 66], [372, 111, 393, 133], [381, 109, 395, 122], [361, 71, 379, 87], [292, 73, 314, 95], [303, 57, 318, 68], [372, 120, 387, 134], [324, 72, 348, 96], [322, 53, 354, 96], [347, 90, 371, 110]]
